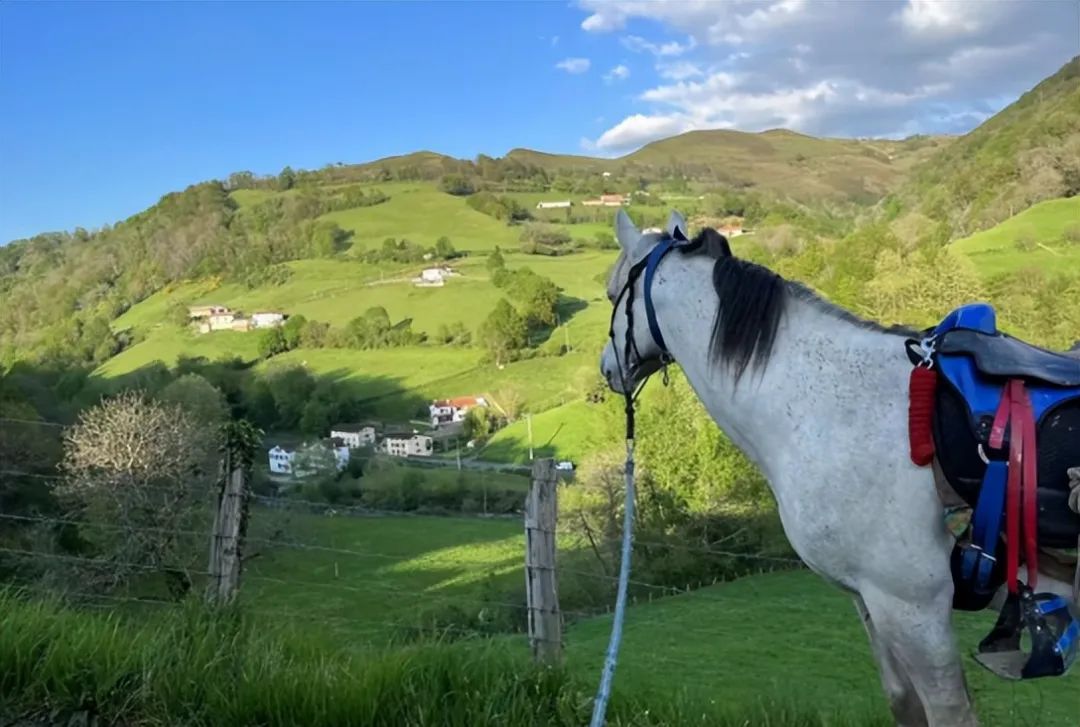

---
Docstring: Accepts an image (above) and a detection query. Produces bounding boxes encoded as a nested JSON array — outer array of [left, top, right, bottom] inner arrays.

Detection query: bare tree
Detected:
[[58, 390, 216, 595]]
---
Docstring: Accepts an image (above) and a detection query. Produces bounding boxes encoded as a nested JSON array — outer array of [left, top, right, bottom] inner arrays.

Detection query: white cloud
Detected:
[[604, 64, 631, 83], [574, 0, 1078, 145], [656, 61, 704, 81], [621, 34, 696, 57], [555, 57, 591, 74], [590, 114, 697, 152]]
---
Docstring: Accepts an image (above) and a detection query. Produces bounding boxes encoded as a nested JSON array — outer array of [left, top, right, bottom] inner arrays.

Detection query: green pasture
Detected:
[[951, 197, 1080, 277], [320, 183, 520, 253], [479, 399, 615, 464], [95, 327, 262, 377]]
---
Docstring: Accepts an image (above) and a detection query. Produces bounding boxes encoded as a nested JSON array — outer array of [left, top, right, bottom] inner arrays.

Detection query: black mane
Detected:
[[678, 227, 917, 382]]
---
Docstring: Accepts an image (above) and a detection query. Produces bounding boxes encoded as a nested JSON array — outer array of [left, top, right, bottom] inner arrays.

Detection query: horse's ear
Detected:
[[665, 210, 687, 240], [615, 209, 648, 258]]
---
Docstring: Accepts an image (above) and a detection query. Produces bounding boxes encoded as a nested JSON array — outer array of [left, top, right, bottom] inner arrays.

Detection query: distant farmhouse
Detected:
[[381, 431, 434, 457], [582, 193, 628, 207], [429, 396, 486, 428], [412, 265, 456, 287], [330, 423, 378, 449], [188, 305, 286, 334], [536, 200, 572, 210], [267, 440, 349, 477]]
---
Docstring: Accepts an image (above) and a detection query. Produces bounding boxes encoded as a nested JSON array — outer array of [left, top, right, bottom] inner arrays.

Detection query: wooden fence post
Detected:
[[525, 457, 561, 663], [207, 421, 258, 604]]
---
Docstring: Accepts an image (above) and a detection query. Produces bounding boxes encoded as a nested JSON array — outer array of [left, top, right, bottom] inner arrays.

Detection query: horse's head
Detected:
[[600, 209, 691, 395]]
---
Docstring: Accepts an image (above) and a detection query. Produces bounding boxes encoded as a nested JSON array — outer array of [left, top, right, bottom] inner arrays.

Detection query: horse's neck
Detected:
[[654, 255, 910, 489]]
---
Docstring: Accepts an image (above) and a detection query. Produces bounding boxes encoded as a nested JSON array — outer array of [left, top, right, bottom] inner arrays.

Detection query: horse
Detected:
[[598, 209, 1078, 727]]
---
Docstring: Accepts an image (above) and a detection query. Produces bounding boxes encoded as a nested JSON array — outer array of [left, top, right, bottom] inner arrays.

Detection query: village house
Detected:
[[267, 440, 349, 477], [535, 200, 572, 209], [413, 266, 455, 287], [381, 431, 434, 458], [582, 193, 628, 207], [330, 423, 378, 449], [429, 395, 486, 428], [251, 311, 286, 328], [268, 445, 295, 475], [188, 304, 230, 320], [231, 317, 252, 332]]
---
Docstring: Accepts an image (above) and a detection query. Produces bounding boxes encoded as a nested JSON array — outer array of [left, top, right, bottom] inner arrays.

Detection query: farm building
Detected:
[[429, 396, 486, 428], [582, 194, 628, 207], [268, 441, 349, 477], [268, 445, 295, 475], [381, 431, 434, 457], [188, 304, 230, 320], [536, 200, 572, 209], [330, 423, 378, 449], [251, 311, 286, 328], [413, 266, 455, 287]]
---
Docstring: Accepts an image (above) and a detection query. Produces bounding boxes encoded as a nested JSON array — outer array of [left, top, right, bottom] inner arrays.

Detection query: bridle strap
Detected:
[[643, 238, 678, 358]]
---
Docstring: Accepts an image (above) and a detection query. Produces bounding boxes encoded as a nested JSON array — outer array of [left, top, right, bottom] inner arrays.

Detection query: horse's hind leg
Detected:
[[860, 585, 979, 727], [854, 595, 928, 727]]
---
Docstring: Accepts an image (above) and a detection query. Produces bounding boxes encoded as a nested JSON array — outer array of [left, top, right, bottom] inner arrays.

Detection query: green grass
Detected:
[[479, 399, 615, 464], [321, 183, 520, 253], [96, 327, 263, 376], [566, 569, 1080, 726], [0, 586, 909, 727], [950, 197, 1080, 277], [240, 510, 527, 643]]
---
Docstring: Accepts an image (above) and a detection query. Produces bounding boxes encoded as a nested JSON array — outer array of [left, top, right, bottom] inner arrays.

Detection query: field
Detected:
[[4, 509, 1076, 725], [96, 327, 263, 376], [479, 399, 614, 464], [321, 183, 521, 253], [951, 196, 1080, 277]]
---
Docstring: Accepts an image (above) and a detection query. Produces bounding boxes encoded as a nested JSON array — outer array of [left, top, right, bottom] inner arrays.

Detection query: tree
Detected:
[[439, 174, 475, 196], [277, 166, 296, 191], [478, 299, 527, 366], [265, 365, 316, 428], [435, 236, 457, 259], [281, 314, 307, 350], [258, 327, 287, 359], [158, 373, 229, 426], [167, 300, 191, 327], [58, 391, 215, 594], [463, 406, 493, 443], [487, 247, 505, 274]]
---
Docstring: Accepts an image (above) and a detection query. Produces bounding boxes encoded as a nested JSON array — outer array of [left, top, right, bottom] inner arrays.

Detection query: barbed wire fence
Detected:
[[0, 415, 809, 684]]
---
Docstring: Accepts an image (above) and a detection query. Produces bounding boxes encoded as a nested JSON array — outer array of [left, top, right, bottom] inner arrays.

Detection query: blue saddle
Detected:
[[925, 304, 1080, 681], [930, 303, 1080, 432]]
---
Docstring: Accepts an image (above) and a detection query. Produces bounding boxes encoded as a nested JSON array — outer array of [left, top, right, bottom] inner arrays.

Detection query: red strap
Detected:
[[1017, 384, 1039, 590], [1002, 379, 1039, 594], [1006, 381, 1023, 593], [989, 387, 1012, 450]]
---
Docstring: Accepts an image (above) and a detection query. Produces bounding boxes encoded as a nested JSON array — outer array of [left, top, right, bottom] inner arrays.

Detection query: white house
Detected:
[[381, 432, 434, 457], [535, 200, 572, 209], [330, 423, 378, 449], [251, 312, 286, 328], [189, 304, 230, 320], [429, 396, 486, 428], [268, 445, 295, 475], [268, 441, 348, 477]]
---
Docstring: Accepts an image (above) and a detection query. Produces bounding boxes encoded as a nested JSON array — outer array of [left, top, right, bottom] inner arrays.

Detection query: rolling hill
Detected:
[[897, 55, 1080, 236]]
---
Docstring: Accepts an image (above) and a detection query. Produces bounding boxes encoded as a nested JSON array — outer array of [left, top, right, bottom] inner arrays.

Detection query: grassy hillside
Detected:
[[479, 399, 613, 464], [900, 55, 1080, 234], [321, 183, 520, 253], [567, 570, 1078, 726], [950, 196, 1080, 277]]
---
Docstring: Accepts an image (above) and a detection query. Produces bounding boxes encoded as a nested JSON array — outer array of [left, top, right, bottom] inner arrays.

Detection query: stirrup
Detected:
[[973, 584, 1079, 680]]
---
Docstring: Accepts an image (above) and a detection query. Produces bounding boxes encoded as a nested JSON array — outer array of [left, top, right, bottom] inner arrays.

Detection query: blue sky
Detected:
[[2, 0, 1077, 243]]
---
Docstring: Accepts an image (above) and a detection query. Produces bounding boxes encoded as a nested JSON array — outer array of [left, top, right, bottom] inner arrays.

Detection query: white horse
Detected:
[[599, 209, 1077, 727]]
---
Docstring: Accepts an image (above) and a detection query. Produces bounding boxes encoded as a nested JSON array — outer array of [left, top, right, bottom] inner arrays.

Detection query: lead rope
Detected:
[[589, 390, 638, 727]]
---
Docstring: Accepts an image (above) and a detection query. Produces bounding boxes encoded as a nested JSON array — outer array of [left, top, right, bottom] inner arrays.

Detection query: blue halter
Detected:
[[641, 236, 683, 359]]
